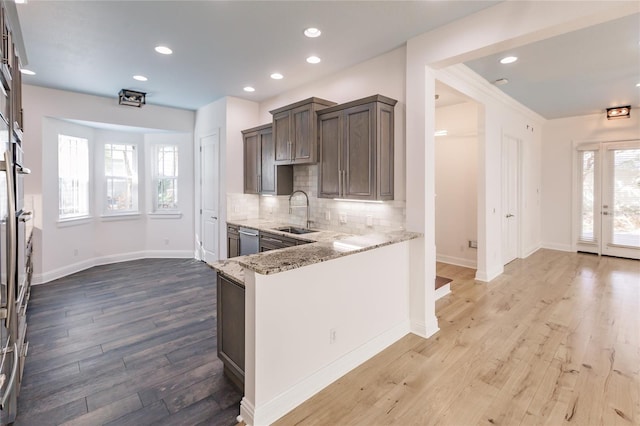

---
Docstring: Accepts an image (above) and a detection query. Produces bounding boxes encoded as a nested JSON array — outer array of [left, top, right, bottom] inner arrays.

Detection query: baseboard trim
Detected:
[[410, 316, 439, 339], [475, 266, 503, 283], [541, 242, 574, 252], [243, 320, 411, 426], [33, 250, 194, 285], [436, 254, 477, 269], [435, 283, 451, 300]]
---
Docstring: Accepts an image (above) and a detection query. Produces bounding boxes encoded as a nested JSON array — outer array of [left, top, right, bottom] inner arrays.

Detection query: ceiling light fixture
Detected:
[[606, 105, 630, 120], [133, 75, 148, 82], [243, 86, 255, 92], [118, 89, 146, 107], [500, 56, 518, 64], [270, 73, 284, 80], [15, 0, 26, 4], [304, 27, 321, 38], [19, 68, 35, 75], [154, 45, 173, 55], [636, 83, 640, 87], [306, 56, 321, 64]]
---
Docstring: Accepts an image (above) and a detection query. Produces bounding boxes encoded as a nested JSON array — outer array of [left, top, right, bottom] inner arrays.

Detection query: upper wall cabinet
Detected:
[[318, 95, 397, 201], [270, 97, 336, 165], [242, 123, 293, 195]]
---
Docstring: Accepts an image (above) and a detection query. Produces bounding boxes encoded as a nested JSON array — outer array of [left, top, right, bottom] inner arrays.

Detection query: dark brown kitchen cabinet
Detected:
[[270, 97, 336, 165], [318, 95, 396, 201], [227, 224, 240, 258], [242, 123, 293, 195], [259, 231, 311, 252], [217, 273, 245, 391]]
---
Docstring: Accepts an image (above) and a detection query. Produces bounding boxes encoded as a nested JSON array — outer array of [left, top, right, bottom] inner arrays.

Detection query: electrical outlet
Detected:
[[339, 212, 347, 224], [366, 214, 373, 227], [73, 248, 78, 256], [469, 240, 478, 249], [325, 210, 331, 221], [233, 204, 240, 213], [329, 328, 337, 344]]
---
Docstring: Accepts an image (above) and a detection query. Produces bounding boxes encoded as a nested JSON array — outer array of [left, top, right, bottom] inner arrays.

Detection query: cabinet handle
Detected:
[[258, 174, 261, 193], [289, 141, 292, 160], [338, 170, 342, 197], [342, 170, 346, 197]]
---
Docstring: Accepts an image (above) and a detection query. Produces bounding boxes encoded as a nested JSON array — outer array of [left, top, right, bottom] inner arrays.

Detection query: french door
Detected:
[[576, 140, 640, 259]]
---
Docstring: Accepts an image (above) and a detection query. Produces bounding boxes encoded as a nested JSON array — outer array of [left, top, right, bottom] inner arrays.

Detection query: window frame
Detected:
[[102, 142, 139, 216], [58, 134, 91, 222], [151, 143, 179, 214]]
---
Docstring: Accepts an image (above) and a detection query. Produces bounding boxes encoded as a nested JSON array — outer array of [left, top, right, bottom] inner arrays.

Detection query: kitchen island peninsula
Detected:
[[211, 222, 421, 426]]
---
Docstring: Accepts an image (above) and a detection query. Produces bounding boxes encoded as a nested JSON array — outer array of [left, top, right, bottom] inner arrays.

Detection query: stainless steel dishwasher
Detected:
[[238, 227, 259, 255]]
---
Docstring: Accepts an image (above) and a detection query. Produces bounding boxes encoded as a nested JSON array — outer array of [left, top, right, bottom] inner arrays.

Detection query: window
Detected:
[[153, 144, 179, 211], [104, 143, 138, 213], [58, 134, 89, 219]]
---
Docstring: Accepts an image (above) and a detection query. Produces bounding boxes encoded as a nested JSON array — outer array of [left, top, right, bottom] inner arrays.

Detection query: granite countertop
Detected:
[[211, 220, 421, 284], [238, 230, 421, 275]]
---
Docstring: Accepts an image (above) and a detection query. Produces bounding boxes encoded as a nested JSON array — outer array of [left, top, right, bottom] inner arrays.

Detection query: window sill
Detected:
[[100, 212, 142, 222], [148, 211, 183, 219], [57, 216, 93, 227]]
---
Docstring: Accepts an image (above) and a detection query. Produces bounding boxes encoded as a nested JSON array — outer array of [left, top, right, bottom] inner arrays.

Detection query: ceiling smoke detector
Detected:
[[118, 89, 146, 107], [493, 78, 509, 86]]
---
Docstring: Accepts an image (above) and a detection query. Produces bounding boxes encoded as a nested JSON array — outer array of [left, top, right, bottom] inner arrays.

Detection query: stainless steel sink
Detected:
[[274, 226, 317, 235]]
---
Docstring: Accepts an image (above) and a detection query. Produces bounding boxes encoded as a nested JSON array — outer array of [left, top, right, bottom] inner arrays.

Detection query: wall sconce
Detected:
[[606, 105, 630, 120], [118, 89, 146, 107]]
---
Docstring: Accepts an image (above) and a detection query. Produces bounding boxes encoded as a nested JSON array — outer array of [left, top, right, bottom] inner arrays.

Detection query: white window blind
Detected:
[[153, 145, 178, 211], [104, 143, 138, 213], [58, 134, 90, 219]]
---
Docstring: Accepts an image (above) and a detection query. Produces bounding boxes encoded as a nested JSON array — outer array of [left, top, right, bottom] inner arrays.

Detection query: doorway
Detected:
[[575, 140, 640, 259], [200, 132, 220, 264]]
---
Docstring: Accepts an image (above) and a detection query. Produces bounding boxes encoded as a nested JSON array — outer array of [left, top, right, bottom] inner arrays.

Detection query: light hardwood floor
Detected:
[[274, 249, 640, 425]]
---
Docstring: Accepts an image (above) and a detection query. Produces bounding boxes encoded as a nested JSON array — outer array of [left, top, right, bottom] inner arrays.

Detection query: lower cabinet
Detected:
[[227, 224, 240, 258], [217, 273, 245, 391], [259, 231, 299, 252]]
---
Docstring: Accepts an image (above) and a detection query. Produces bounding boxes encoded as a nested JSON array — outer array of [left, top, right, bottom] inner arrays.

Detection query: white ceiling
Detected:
[[15, 1, 640, 119]]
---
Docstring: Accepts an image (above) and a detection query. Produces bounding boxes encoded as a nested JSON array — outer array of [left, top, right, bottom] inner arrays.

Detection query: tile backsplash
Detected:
[[229, 165, 405, 234]]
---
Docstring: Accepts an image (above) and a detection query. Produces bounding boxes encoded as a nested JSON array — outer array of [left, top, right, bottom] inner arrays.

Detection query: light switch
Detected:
[[366, 214, 373, 227], [339, 212, 347, 224]]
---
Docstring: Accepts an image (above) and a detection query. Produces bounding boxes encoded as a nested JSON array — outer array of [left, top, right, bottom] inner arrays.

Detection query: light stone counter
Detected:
[[211, 220, 421, 283]]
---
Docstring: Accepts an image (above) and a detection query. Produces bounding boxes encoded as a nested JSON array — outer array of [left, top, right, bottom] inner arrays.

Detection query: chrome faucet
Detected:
[[289, 190, 310, 229]]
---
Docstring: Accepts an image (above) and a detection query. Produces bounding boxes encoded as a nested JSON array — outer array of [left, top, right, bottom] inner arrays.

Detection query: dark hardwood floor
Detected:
[[15, 258, 242, 426]]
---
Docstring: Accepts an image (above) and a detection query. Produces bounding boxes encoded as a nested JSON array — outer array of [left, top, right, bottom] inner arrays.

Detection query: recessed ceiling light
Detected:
[[636, 83, 640, 87], [304, 27, 321, 38], [243, 86, 255, 92], [133, 75, 148, 82], [434, 130, 448, 137], [19, 68, 35, 75], [155, 45, 173, 55], [306, 56, 321, 64], [15, 0, 26, 4], [270, 73, 284, 80], [500, 56, 518, 64]]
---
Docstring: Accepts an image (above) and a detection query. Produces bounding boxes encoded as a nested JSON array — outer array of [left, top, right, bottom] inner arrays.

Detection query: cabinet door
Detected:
[[217, 275, 245, 390], [343, 103, 375, 199], [259, 127, 275, 193], [243, 131, 260, 194], [318, 111, 342, 198], [273, 110, 291, 163], [291, 104, 314, 163]]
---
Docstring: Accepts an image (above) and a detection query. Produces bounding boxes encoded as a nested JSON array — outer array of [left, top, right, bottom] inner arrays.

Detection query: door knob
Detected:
[[212, 216, 218, 220], [506, 213, 514, 218]]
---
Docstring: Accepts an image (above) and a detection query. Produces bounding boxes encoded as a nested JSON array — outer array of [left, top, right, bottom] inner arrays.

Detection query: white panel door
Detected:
[[502, 135, 520, 265], [576, 141, 639, 260], [200, 132, 220, 264], [601, 143, 640, 259]]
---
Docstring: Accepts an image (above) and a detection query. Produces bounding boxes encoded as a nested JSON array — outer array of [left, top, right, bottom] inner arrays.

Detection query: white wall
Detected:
[[435, 101, 478, 268], [22, 85, 195, 283], [541, 112, 640, 251]]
